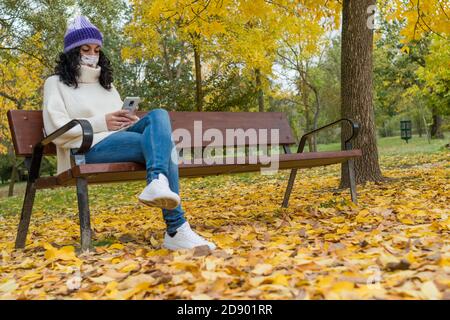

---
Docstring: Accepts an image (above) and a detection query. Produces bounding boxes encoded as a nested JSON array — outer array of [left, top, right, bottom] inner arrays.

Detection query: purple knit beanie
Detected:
[[64, 16, 103, 53]]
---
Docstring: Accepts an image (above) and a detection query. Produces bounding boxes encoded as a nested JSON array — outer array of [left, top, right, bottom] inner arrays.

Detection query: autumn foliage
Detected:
[[0, 0, 449, 300], [0, 152, 448, 299]]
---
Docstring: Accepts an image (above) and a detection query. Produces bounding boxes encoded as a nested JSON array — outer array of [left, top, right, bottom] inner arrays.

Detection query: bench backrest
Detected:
[[7, 110, 296, 157]]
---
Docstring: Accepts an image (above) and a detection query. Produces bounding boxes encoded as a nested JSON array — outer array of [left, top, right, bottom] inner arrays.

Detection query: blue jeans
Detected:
[[85, 108, 186, 234]]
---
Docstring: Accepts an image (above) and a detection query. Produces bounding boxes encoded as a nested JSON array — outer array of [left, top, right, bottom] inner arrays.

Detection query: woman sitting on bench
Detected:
[[42, 16, 216, 251]]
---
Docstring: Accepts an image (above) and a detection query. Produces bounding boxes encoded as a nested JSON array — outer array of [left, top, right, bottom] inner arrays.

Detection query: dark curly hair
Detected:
[[53, 46, 113, 90]]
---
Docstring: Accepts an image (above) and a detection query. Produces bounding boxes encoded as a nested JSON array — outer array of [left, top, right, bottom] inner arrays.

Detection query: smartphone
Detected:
[[122, 96, 141, 115]]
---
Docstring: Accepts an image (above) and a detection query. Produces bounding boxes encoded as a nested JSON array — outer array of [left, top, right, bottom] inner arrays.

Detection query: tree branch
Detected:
[[0, 91, 24, 109]]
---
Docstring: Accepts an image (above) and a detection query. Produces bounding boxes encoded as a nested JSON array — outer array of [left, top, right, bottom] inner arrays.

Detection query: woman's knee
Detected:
[[148, 108, 169, 119], [140, 108, 169, 127]]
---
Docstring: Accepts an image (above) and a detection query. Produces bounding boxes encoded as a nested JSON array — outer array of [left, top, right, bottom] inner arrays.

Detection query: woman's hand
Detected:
[[105, 110, 139, 131]]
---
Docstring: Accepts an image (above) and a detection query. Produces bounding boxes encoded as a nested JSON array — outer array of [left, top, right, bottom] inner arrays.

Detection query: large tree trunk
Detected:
[[193, 45, 203, 112], [255, 68, 264, 112], [340, 0, 383, 187], [430, 107, 444, 139]]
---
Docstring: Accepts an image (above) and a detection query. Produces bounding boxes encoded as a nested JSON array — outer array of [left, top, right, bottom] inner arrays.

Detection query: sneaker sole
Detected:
[[138, 196, 179, 210], [162, 242, 181, 251], [162, 242, 216, 251]]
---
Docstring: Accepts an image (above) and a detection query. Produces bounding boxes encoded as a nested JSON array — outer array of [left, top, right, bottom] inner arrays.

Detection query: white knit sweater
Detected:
[[42, 64, 123, 174]]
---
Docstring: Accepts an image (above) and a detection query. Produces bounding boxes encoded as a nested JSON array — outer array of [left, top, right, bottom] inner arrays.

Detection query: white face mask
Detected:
[[80, 54, 99, 67]]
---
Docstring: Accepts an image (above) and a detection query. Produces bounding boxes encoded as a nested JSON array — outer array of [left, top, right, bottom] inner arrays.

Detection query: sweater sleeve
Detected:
[[42, 77, 108, 147]]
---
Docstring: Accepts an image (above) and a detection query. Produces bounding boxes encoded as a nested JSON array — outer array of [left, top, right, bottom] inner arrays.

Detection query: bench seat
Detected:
[[35, 150, 362, 189]]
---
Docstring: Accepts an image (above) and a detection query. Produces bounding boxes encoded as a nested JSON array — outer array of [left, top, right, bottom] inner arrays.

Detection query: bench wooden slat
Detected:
[[171, 150, 362, 177], [34, 150, 361, 189], [7, 110, 296, 157], [7, 110, 57, 156], [34, 170, 73, 189], [169, 111, 296, 148]]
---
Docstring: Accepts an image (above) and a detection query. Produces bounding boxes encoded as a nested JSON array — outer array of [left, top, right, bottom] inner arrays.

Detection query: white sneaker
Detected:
[[163, 222, 217, 251], [138, 173, 181, 210]]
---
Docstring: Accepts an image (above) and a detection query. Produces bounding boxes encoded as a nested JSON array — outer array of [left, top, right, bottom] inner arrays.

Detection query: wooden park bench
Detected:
[[7, 110, 362, 251]]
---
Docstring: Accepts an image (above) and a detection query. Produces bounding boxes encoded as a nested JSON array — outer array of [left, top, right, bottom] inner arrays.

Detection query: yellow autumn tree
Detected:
[[123, 1, 341, 112], [123, 0, 233, 111], [380, 0, 449, 138], [215, 0, 293, 112], [404, 35, 450, 138], [275, 0, 340, 142], [0, 32, 45, 154], [383, 0, 449, 44]]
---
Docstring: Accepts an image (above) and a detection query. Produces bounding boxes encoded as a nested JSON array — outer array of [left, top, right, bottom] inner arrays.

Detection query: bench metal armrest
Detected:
[[41, 119, 93, 154], [296, 118, 360, 153], [28, 119, 93, 182]]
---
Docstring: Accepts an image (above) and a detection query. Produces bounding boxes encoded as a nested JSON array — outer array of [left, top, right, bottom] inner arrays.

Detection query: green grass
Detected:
[[0, 180, 148, 217], [314, 133, 449, 155]]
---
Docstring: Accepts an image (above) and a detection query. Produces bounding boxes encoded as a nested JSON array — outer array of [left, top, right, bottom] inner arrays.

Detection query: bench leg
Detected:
[[282, 168, 298, 208], [76, 177, 92, 252], [15, 181, 37, 249], [347, 159, 358, 204]]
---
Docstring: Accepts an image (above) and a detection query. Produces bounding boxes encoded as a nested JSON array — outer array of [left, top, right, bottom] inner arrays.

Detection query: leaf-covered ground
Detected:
[[0, 152, 449, 300]]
